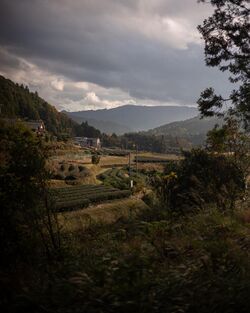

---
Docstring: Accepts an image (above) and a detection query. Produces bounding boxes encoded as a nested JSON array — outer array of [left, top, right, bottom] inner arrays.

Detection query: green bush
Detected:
[[154, 149, 245, 212], [0, 121, 61, 310], [92, 154, 101, 164]]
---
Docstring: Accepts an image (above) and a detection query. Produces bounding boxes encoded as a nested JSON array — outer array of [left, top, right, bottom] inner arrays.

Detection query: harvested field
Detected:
[[99, 155, 129, 166]]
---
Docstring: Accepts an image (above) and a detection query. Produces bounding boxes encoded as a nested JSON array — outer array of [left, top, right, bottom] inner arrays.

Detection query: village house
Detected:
[[74, 137, 101, 149], [1, 118, 46, 135], [24, 120, 46, 135]]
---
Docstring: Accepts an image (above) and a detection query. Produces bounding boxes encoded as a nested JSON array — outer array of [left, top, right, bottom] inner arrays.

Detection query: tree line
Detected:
[[0, 75, 101, 139]]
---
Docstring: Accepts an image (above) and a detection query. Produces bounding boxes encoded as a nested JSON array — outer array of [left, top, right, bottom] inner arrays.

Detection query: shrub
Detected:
[[60, 164, 66, 171], [78, 165, 85, 172], [54, 173, 66, 180], [77, 166, 91, 178], [65, 175, 77, 181], [92, 154, 101, 165], [0, 121, 61, 308], [142, 191, 159, 207], [154, 149, 245, 212], [68, 164, 75, 172]]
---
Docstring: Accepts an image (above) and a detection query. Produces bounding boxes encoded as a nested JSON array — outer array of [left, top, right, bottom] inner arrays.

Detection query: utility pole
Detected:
[[128, 152, 133, 189], [128, 152, 131, 177], [133, 143, 138, 175], [136, 144, 138, 175]]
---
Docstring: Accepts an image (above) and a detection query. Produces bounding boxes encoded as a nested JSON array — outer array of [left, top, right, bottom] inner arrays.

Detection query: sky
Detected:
[[0, 0, 231, 112]]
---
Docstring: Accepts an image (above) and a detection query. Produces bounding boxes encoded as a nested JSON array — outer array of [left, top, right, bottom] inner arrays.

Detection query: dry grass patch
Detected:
[[99, 155, 129, 166], [58, 198, 149, 232]]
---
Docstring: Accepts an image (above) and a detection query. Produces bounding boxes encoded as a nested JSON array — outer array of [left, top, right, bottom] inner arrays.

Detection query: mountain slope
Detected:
[[65, 105, 198, 132], [0, 75, 101, 138], [147, 116, 223, 145], [65, 112, 132, 135], [148, 116, 223, 136]]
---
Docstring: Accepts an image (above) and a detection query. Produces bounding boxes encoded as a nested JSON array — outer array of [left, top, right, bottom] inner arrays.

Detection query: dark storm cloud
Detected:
[[0, 0, 231, 107]]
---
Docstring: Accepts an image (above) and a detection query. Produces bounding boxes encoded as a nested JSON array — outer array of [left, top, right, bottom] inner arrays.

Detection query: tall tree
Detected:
[[197, 0, 250, 129]]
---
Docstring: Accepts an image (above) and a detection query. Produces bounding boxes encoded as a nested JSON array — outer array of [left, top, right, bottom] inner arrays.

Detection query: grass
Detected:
[[54, 204, 250, 313], [58, 198, 149, 231]]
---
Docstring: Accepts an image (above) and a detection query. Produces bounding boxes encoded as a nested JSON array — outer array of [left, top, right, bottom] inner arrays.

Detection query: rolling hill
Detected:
[[147, 116, 223, 145], [64, 105, 198, 133], [0, 75, 101, 138]]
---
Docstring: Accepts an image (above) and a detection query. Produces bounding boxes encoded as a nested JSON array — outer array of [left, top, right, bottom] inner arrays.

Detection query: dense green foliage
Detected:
[[102, 132, 184, 154], [3, 205, 250, 313], [0, 121, 61, 307], [0, 75, 101, 138], [206, 118, 250, 175], [197, 0, 250, 129], [152, 149, 245, 212], [0, 121, 46, 265]]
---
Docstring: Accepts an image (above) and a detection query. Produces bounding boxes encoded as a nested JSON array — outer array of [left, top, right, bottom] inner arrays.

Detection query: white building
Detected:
[[74, 137, 101, 149]]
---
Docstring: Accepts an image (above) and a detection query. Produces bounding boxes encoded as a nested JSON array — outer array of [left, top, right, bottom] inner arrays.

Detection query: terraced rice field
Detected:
[[50, 184, 131, 212], [97, 167, 147, 190]]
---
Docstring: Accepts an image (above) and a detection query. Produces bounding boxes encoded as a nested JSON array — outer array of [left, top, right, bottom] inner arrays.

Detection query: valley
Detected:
[[1, 0, 249, 308]]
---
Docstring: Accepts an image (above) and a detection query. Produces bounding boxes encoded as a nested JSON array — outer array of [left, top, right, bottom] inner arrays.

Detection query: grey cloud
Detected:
[[0, 48, 22, 73], [0, 0, 231, 107]]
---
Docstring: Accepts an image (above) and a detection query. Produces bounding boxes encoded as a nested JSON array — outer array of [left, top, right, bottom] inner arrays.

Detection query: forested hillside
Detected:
[[0, 75, 101, 138], [147, 116, 224, 145], [148, 116, 223, 137]]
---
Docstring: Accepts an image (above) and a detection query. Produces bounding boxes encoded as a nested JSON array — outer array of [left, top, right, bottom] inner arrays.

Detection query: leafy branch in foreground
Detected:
[[197, 0, 250, 129]]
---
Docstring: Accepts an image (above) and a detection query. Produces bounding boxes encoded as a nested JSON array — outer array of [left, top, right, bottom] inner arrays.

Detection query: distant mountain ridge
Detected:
[[64, 105, 198, 133], [64, 112, 132, 135]]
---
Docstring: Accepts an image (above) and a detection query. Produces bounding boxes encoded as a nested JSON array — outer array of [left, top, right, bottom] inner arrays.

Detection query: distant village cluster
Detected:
[[74, 136, 101, 149], [2, 118, 102, 149], [27, 120, 101, 149]]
